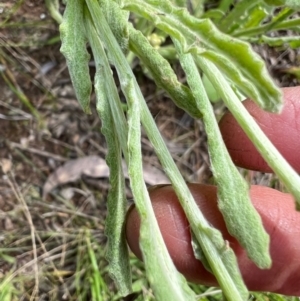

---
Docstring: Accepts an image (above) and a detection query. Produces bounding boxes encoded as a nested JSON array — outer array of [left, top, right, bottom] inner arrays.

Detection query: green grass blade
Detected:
[[86, 232, 108, 301], [60, 0, 92, 114]]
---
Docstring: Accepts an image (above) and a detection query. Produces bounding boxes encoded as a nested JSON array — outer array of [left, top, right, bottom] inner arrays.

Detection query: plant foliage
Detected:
[[59, 0, 300, 300]]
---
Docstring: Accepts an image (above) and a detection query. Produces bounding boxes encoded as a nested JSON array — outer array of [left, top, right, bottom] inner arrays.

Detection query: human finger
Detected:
[[126, 184, 300, 296], [219, 86, 300, 172]]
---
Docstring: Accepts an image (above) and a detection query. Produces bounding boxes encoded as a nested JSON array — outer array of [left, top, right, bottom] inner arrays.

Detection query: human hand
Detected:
[[126, 86, 300, 296]]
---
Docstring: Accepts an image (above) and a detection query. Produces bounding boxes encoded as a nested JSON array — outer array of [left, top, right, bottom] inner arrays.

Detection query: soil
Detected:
[[0, 1, 299, 300]]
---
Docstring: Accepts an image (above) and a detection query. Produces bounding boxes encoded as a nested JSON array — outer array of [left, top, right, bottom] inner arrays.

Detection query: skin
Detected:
[[126, 86, 300, 296], [219, 86, 300, 172]]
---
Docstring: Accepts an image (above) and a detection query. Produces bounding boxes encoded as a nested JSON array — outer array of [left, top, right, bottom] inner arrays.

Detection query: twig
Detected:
[[0, 113, 32, 121], [9, 141, 68, 162]]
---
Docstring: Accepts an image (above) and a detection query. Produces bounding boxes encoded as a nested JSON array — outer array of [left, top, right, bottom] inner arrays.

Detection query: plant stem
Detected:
[[234, 13, 299, 38], [140, 86, 247, 301], [197, 56, 300, 208]]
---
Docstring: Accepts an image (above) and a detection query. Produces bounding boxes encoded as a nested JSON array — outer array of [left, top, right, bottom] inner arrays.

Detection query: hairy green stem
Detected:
[[85, 0, 249, 298], [45, 0, 63, 24], [85, 1, 197, 299], [140, 81, 248, 301], [174, 38, 270, 270], [197, 57, 300, 208]]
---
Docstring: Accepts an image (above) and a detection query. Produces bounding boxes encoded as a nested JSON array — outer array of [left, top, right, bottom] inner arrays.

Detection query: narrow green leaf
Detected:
[[233, 7, 296, 38], [85, 1, 197, 299], [140, 94, 248, 301], [84, 12, 132, 295], [218, 0, 263, 34], [126, 78, 196, 301], [95, 55, 131, 297], [198, 56, 300, 209], [264, 0, 300, 9], [98, 0, 130, 54], [59, 0, 92, 114], [0, 253, 16, 264], [254, 35, 300, 48], [84, 7, 129, 162], [242, 6, 270, 29], [86, 231, 107, 300], [128, 25, 202, 119], [123, 0, 283, 112], [175, 35, 270, 277]]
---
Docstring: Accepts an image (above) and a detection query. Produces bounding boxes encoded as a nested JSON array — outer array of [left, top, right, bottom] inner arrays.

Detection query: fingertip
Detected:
[[219, 86, 300, 173], [126, 185, 218, 285], [126, 184, 300, 296], [238, 186, 300, 295], [126, 204, 143, 260]]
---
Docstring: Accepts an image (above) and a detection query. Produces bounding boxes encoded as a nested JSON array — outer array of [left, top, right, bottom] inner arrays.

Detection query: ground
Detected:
[[0, 1, 299, 301]]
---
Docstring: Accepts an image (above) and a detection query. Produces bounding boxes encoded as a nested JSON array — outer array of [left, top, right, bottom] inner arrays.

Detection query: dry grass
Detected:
[[0, 1, 299, 300]]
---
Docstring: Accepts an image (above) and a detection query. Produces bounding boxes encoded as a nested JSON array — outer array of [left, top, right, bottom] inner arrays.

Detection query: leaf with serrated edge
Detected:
[[60, 0, 91, 114]]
